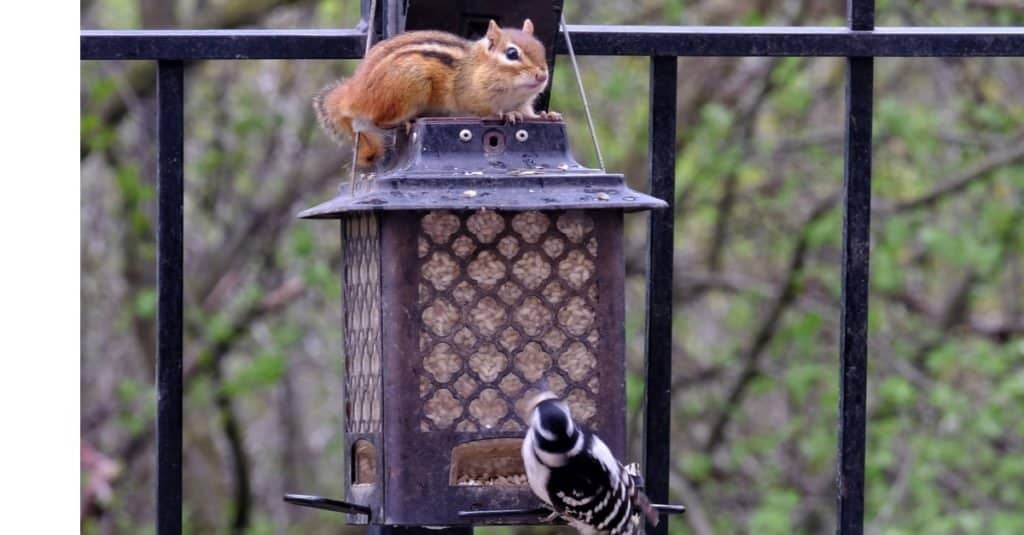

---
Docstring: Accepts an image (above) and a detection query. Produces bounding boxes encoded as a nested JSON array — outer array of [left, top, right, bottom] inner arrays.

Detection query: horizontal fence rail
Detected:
[[80, 14, 1024, 535], [81, 26, 1024, 60]]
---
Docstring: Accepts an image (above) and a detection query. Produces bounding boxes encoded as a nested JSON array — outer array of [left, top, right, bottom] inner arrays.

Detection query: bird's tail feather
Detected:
[[624, 463, 659, 527]]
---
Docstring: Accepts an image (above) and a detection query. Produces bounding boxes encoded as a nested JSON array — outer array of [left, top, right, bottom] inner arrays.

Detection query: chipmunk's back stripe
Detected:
[[395, 49, 456, 67], [405, 37, 470, 51]]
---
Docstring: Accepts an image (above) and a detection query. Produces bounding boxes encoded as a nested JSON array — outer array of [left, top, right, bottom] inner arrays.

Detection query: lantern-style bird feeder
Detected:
[[289, 117, 665, 526]]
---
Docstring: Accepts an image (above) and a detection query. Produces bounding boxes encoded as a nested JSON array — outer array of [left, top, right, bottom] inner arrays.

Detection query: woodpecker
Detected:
[[521, 392, 659, 535]]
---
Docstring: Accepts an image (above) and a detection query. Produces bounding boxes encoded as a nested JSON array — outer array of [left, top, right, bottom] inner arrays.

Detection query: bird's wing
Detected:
[[547, 443, 617, 529], [624, 463, 659, 527]]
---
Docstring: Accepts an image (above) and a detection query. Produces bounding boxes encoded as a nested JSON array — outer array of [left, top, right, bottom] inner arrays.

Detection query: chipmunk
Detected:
[[314, 19, 561, 168]]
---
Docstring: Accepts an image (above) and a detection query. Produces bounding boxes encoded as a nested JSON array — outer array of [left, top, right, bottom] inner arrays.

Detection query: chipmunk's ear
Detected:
[[486, 19, 502, 49], [522, 19, 534, 35]]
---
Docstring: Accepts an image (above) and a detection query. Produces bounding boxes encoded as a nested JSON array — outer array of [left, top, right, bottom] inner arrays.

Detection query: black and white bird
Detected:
[[521, 391, 659, 535]]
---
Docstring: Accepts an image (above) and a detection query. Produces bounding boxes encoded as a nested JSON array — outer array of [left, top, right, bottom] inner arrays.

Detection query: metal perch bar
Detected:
[[458, 503, 686, 520], [283, 494, 373, 517]]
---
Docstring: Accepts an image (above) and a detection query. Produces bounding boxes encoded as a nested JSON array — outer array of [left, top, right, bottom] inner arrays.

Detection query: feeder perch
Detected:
[[291, 116, 665, 526]]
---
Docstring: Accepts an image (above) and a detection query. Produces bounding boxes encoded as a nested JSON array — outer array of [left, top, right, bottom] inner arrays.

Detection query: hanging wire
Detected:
[[560, 13, 605, 171], [351, 0, 379, 192]]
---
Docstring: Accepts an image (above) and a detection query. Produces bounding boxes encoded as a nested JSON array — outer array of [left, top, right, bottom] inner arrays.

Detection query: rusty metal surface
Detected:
[[340, 213, 386, 524], [298, 119, 667, 218], [326, 193, 633, 526], [343, 431, 383, 524], [341, 215, 384, 434], [380, 212, 421, 525], [381, 210, 541, 526], [370, 210, 628, 526], [592, 212, 627, 459], [415, 209, 608, 434]]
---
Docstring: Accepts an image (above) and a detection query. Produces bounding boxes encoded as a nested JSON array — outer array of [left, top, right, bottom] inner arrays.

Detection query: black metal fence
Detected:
[[80, 2, 1024, 534]]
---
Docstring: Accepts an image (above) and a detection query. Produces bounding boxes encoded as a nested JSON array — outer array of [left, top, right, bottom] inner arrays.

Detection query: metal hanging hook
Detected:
[[561, 13, 606, 172], [351, 0, 379, 193]]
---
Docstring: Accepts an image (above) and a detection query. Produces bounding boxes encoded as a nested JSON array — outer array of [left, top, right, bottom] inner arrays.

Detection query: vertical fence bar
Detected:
[[157, 59, 185, 535], [643, 55, 677, 535], [837, 1, 874, 533]]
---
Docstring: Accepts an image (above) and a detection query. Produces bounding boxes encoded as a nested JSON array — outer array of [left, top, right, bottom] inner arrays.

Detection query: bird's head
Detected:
[[526, 391, 578, 448]]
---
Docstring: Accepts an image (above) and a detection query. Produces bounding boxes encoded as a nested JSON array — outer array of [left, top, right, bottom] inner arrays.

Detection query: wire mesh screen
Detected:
[[343, 213, 383, 434], [416, 210, 603, 433]]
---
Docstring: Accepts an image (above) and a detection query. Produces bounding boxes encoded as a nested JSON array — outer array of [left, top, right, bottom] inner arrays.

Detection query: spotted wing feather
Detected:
[[546, 434, 647, 535], [624, 463, 659, 527]]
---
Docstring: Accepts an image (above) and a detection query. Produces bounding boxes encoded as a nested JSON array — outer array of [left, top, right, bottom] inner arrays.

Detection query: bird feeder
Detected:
[[290, 117, 665, 526]]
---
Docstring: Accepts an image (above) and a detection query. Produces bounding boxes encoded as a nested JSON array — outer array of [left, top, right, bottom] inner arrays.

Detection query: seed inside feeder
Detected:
[[352, 439, 377, 486], [416, 210, 606, 433], [450, 438, 528, 486]]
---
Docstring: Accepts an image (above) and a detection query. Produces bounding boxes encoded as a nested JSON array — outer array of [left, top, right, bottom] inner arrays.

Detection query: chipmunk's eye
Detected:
[[505, 47, 520, 61]]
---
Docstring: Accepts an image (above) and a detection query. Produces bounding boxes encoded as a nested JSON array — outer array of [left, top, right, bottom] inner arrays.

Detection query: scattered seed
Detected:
[[455, 473, 529, 486]]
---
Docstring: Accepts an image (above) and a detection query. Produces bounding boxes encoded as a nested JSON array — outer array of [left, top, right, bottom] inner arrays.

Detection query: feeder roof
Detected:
[[299, 118, 666, 218]]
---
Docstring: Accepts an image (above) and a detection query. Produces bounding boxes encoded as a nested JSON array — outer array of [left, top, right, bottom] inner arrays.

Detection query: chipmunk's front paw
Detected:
[[500, 111, 526, 124], [539, 110, 562, 121]]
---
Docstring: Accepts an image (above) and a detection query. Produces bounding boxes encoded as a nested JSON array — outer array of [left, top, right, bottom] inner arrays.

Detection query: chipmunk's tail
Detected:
[[313, 79, 349, 144], [313, 79, 384, 168]]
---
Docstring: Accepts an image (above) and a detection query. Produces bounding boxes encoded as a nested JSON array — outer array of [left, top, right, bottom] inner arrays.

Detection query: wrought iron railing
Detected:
[[80, 1, 1024, 534]]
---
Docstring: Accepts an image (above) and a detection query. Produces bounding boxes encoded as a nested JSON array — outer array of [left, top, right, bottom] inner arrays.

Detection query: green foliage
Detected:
[[626, 369, 643, 414], [878, 376, 915, 407], [81, 112, 116, 154], [115, 379, 156, 436], [223, 351, 286, 396], [133, 288, 157, 319], [748, 490, 799, 534], [680, 451, 712, 481]]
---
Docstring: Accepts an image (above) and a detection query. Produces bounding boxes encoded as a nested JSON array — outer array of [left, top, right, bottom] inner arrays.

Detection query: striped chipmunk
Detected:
[[314, 19, 561, 168]]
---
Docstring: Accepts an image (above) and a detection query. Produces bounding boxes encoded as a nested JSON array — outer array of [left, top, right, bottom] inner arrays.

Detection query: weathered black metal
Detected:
[[80, 29, 367, 60], [849, 0, 875, 32], [837, 3, 874, 534], [642, 56, 677, 535], [369, 527, 472, 535], [403, 0, 562, 43], [337, 206, 633, 526], [299, 118, 665, 218], [552, 26, 1024, 56], [283, 494, 373, 517], [457, 503, 686, 520], [837, 55, 873, 535], [459, 507, 567, 522], [156, 60, 184, 535], [80, 27, 1024, 61], [295, 110, 657, 525]]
